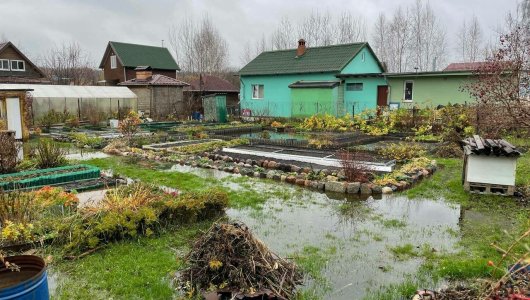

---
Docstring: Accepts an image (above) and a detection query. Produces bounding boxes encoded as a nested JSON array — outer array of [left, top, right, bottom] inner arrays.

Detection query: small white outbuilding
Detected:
[[461, 135, 521, 196]]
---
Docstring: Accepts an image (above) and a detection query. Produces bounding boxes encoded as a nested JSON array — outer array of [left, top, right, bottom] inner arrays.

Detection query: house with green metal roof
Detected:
[[239, 39, 387, 118], [99, 41, 180, 85], [385, 66, 479, 109]]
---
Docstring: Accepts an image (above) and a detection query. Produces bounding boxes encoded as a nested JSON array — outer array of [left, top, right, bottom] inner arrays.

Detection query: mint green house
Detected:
[[385, 70, 477, 108], [239, 40, 387, 118]]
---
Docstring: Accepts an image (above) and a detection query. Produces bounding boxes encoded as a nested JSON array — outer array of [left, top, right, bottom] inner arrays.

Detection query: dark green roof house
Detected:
[[99, 41, 180, 85], [239, 39, 387, 118], [383, 62, 490, 108]]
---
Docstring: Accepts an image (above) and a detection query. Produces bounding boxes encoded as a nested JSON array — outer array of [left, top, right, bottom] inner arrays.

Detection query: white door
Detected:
[[6, 97, 23, 139]]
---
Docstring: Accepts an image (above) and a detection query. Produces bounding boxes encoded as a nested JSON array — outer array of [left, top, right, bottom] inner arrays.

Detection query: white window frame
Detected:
[[10, 60, 25, 71], [110, 55, 117, 69], [0, 59, 9, 71], [403, 80, 414, 102], [251, 84, 264, 99], [361, 52, 366, 62]]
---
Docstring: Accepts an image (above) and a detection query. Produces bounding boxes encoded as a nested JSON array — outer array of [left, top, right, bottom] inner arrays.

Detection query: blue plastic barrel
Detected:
[[0, 255, 49, 300]]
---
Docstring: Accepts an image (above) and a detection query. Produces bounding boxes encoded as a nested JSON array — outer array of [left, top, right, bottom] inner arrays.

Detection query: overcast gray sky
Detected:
[[0, 0, 520, 69]]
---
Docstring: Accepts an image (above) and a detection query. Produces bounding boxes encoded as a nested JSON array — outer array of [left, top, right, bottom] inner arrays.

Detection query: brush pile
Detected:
[[178, 222, 303, 299]]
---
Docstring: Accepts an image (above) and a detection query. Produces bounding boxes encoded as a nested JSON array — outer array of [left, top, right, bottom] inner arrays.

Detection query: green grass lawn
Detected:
[[50, 222, 211, 300]]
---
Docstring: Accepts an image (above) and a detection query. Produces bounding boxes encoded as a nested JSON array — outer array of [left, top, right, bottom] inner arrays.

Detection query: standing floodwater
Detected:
[[165, 164, 461, 299]]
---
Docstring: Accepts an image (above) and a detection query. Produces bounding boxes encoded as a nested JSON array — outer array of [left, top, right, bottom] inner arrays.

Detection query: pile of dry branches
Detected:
[[178, 222, 302, 299]]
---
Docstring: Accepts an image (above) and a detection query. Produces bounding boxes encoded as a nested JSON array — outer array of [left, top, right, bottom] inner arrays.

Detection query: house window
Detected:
[[10, 60, 25, 71], [404, 81, 414, 101], [252, 84, 264, 99], [110, 55, 117, 69], [346, 83, 363, 91], [361, 52, 365, 62], [0, 59, 9, 71]]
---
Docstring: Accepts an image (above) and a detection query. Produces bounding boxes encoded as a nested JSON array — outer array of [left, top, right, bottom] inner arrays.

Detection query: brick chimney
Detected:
[[296, 39, 306, 57], [135, 66, 152, 81]]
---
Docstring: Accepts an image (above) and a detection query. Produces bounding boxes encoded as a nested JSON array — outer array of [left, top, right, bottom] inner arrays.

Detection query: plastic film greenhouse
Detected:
[[0, 84, 138, 121]]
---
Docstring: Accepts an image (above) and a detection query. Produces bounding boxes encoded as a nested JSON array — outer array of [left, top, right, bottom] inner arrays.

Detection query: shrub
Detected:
[[68, 132, 104, 148], [35, 138, 66, 169], [119, 111, 141, 143], [337, 149, 370, 182], [308, 135, 334, 149], [300, 114, 354, 132], [85, 104, 108, 127], [0, 120, 6, 130], [56, 183, 229, 254], [0, 187, 77, 246], [103, 139, 131, 155], [37, 110, 62, 131], [0, 132, 21, 174], [378, 142, 427, 161], [399, 157, 433, 174], [66, 116, 80, 128], [260, 130, 271, 139], [270, 121, 283, 128]]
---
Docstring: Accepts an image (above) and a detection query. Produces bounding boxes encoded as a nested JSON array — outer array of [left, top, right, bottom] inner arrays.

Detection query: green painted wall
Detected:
[[387, 75, 476, 108], [291, 87, 337, 117], [240, 73, 337, 117], [343, 77, 387, 114], [239, 44, 385, 118], [340, 47, 382, 74]]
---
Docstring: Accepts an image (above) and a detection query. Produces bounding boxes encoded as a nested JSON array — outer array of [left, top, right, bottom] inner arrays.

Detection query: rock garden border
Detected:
[[109, 147, 437, 196]]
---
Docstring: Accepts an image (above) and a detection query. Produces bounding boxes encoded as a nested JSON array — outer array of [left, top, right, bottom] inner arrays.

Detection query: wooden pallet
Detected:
[[464, 181, 515, 196]]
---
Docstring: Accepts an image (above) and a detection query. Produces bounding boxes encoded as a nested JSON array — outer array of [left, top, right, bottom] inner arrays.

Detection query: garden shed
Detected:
[[0, 86, 33, 140], [202, 94, 227, 123], [0, 84, 138, 122], [461, 135, 521, 195]]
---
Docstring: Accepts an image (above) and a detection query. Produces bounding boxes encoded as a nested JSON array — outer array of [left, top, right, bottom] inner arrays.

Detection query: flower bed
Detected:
[[0, 183, 229, 254], [0, 165, 101, 191]]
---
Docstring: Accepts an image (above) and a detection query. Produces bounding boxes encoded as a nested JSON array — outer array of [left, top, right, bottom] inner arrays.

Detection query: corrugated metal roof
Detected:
[[239, 43, 368, 76], [0, 84, 137, 99]]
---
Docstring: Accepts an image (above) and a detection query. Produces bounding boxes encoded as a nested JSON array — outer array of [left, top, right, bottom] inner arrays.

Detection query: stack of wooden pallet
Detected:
[[461, 135, 521, 157]]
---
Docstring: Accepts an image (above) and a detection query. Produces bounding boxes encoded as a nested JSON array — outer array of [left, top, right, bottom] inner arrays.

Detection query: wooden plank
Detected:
[[473, 135, 485, 150]]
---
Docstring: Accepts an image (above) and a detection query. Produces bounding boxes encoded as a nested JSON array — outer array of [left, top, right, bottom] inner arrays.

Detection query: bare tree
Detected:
[[297, 11, 334, 47], [40, 42, 97, 85], [409, 0, 447, 71], [372, 13, 389, 70], [334, 12, 367, 44], [167, 15, 229, 74], [387, 7, 411, 72], [270, 17, 295, 50], [522, 0, 530, 26], [457, 16, 483, 62]]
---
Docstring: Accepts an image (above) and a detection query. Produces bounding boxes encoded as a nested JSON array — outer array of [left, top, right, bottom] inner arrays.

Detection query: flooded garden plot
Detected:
[[156, 164, 459, 299], [23, 144, 526, 300]]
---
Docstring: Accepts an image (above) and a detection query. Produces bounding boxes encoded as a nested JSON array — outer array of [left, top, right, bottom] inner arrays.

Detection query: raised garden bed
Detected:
[[211, 127, 410, 150], [142, 139, 223, 151], [0, 164, 101, 191]]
